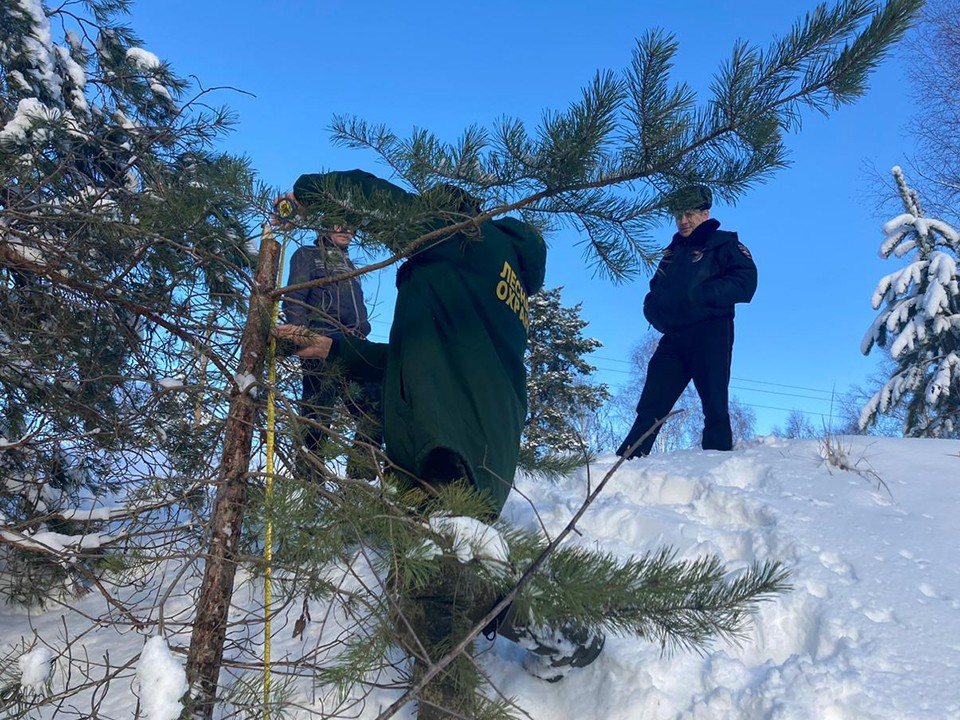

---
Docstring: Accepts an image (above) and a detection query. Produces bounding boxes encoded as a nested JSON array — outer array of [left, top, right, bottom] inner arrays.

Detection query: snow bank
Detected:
[[3, 437, 959, 719]]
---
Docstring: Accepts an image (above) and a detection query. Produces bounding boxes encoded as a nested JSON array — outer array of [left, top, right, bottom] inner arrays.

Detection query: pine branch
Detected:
[[622, 31, 696, 174], [516, 446, 591, 481], [530, 546, 790, 653], [314, 1, 924, 282]]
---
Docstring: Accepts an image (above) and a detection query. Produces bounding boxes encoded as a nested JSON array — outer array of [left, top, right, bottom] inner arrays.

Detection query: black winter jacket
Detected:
[[643, 219, 757, 334], [283, 239, 371, 338]]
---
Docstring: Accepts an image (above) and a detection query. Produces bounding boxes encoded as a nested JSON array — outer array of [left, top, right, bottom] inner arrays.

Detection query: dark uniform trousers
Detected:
[[299, 357, 382, 478], [627, 316, 735, 456]]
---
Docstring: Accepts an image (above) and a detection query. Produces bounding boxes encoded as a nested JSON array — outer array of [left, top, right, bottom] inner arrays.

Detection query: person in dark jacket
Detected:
[[281, 221, 382, 478], [617, 185, 757, 458], [275, 170, 602, 719]]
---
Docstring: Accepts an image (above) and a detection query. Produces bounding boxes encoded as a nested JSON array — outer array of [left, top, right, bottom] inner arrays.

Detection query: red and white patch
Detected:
[[737, 243, 753, 260]]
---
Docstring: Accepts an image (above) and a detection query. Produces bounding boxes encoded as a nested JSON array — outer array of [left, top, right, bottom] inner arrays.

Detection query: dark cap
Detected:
[[665, 185, 712, 214]]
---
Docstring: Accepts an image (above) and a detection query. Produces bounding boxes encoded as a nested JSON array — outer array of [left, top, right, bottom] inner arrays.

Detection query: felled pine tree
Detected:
[[265, 478, 790, 720], [0, 0, 254, 606], [522, 287, 609, 471], [860, 166, 960, 437]]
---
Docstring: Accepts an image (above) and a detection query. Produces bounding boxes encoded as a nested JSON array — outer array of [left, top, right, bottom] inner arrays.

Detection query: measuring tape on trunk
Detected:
[[262, 222, 287, 720]]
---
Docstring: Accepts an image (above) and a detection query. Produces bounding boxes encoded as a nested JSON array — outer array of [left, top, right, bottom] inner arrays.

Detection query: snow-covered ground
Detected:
[[494, 436, 960, 720], [4, 436, 959, 719]]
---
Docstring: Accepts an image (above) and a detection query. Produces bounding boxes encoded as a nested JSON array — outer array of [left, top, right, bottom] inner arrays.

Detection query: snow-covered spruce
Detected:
[[523, 287, 609, 466], [860, 166, 960, 437]]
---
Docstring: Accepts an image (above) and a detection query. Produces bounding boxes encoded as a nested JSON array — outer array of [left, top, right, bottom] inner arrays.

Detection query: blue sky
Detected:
[[127, 0, 918, 434]]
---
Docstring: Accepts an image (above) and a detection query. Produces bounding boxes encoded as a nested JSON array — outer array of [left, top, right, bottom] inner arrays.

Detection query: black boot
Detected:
[[616, 415, 650, 459], [500, 617, 606, 683]]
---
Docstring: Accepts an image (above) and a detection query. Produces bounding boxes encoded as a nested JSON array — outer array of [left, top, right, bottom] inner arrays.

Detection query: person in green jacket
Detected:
[[276, 169, 544, 517], [274, 170, 602, 719]]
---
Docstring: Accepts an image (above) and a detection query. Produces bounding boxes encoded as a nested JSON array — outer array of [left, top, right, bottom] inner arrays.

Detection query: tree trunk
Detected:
[[184, 234, 280, 718]]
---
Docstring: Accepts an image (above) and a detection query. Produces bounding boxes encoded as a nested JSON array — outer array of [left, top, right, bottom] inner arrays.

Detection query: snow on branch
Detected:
[[126, 47, 173, 101], [0, 527, 110, 555], [0, 98, 62, 147]]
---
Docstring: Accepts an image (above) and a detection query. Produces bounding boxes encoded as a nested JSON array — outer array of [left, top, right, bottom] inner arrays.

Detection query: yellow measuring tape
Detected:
[[263, 223, 287, 719]]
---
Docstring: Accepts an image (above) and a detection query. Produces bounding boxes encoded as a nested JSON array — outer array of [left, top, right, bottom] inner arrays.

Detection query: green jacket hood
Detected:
[[493, 216, 546, 296]]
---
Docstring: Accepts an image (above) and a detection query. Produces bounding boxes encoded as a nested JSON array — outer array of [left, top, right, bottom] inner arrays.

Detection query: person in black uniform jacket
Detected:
[[282, 223, 382, 477], [617, 185, 757, 458]]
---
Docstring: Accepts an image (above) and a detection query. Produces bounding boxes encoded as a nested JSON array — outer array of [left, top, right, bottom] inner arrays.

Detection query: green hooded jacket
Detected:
[[292, 170, 546, 515]]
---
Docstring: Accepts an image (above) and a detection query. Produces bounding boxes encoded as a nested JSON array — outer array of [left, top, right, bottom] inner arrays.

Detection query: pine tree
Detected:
[[259, 4, 920, 718], [522, 287, 610, 467], [0, 0, 254, 613], [860, 166, 960, 436]]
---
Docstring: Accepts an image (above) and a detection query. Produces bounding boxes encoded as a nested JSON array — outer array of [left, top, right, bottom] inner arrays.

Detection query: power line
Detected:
[[734, 402, 834, 418], [731, 376, 839, 396], [729, 385, 839, 403], [367, 340, 847, 420], [592, 365, 842, 405], [591, 354, 840, 396]]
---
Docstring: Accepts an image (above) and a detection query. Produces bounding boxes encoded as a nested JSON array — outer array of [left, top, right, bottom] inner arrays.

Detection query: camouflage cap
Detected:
[[665, 185, 712, 214]]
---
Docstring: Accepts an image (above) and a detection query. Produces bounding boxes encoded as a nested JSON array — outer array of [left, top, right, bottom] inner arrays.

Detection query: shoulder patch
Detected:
[[736, 243, 752, 260]]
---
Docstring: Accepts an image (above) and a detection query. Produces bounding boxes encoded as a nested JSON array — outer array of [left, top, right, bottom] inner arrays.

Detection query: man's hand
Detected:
[[275, 324, 332, 359], [295, 340, 332, 359], [271, 192, 302, 230]]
